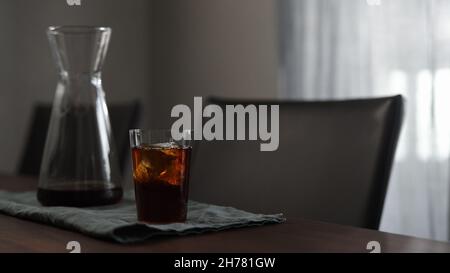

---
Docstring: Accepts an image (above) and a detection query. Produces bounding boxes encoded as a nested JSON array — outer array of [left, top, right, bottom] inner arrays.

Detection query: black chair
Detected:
[[17, 101, 141, 176], [189, 95, 404, 230]]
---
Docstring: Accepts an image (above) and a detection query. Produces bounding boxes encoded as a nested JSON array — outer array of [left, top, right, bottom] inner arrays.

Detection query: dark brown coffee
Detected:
[[131, 144, 191, 223], [37, 181, 123, 207]]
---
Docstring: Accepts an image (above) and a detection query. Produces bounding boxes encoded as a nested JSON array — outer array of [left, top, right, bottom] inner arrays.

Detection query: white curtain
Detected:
[[279, 0, 450, 241]]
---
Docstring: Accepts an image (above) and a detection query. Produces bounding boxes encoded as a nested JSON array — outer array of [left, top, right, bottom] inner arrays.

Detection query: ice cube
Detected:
[[134, 143, 185, 186], [151, 142, 181, 149], [133, 162, 150, 183]]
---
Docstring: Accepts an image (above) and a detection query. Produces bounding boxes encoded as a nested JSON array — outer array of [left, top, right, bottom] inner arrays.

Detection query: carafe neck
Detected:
[[59, 72, 103, 89], [48, 26, 111, 77]]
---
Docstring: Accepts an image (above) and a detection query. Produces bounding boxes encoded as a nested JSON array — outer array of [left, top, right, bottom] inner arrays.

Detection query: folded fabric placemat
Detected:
[[0, 191, 285, 243]]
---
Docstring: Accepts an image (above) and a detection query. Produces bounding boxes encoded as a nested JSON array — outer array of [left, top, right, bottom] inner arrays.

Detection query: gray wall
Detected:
[[149, 0, 279, 128], [0, 0, 279, 177], [0, 2, 15, 173]]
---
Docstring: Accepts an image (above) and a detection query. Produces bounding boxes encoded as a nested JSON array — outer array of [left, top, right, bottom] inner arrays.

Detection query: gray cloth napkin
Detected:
[[0, 191, 285, 243]]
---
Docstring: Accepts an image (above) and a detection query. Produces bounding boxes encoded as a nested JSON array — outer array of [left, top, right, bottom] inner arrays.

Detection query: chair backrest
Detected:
[[17, 101, 141, 176], [189, 95, 404, 229]]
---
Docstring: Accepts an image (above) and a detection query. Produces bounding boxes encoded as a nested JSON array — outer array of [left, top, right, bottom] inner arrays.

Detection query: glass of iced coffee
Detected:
[[129, 129, 192, 223]]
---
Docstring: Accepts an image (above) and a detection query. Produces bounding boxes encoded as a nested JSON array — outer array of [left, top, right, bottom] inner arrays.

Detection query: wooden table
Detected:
[[0, 175, 449, 253]]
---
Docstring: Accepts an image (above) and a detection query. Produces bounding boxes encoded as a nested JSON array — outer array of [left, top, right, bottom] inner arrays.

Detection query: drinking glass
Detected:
[[129, 129, 192, 223]]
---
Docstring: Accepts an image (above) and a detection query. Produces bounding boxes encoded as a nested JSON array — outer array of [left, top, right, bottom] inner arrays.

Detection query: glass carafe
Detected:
[[38, 26, 122, 207]]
